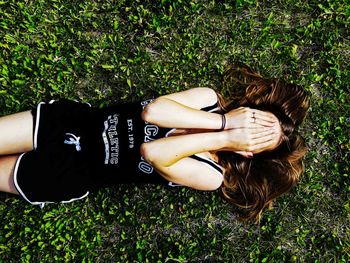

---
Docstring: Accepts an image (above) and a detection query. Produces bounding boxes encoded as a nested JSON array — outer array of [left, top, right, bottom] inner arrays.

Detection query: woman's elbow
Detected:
[[140, 142, 152, 163], [141, 99, 161, 123], [141, 105, 151, 123], [209, 177, 223, 191], [191, 175, 223, 191]]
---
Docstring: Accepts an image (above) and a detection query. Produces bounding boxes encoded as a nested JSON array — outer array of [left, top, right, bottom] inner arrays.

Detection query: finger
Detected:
[[247, 122, 274, 129], [250, 117, 275, 127], [237, 106, 247, 110], [251, 133, 275, 145], [251, 129, 275, 139], [235, 151, 253, 158], [250, 126, 275, 134], [249, 109, 276, 127], [253, 110, 276, 123], [239, 106, 249, 110], [249, 141, 273, 153], [250, 136, 278, 152]]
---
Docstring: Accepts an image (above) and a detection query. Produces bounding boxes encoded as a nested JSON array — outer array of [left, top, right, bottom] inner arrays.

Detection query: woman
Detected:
[[0, 64, 310, 221]]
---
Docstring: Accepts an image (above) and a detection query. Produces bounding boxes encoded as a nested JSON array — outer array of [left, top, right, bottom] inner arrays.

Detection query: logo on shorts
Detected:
[[64, 133, 82, 152]]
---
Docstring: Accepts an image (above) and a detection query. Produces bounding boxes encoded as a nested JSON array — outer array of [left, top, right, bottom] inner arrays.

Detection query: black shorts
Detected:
[[13, 99, 96, 207]]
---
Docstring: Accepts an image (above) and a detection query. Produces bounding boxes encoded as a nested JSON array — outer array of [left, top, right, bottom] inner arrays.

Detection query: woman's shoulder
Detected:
[[187, 87, 218, 100]]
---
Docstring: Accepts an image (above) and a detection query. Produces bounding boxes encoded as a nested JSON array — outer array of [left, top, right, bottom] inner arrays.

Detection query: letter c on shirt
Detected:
[[144, 125, 159, 136]]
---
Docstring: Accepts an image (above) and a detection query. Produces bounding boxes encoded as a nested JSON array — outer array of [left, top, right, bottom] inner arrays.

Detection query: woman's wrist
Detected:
[[220, 114, 226, 130], [223, 112, 234, 130], [214, 130, 232, 150], [217, 113, 226, 131]]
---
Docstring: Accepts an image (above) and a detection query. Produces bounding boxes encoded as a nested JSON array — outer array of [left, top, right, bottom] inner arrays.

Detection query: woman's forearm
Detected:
[[142, 97, 223, 130], [140, 131, 227, 167]]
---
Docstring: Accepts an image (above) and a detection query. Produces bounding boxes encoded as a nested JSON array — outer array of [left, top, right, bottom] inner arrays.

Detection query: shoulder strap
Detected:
[[189, 154, 224, 178], [200, 101, 220, 113]]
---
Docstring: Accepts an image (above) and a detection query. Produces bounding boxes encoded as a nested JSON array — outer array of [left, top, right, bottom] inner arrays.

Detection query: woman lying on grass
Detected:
[[0, 64, 310, 222]]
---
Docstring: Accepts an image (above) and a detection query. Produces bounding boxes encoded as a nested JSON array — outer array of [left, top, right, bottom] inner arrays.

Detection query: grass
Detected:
[[0, 0, 349, 262]]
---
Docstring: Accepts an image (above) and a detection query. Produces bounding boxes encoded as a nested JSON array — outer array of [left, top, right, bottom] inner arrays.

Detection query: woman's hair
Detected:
[[217, 64, 310, 222]]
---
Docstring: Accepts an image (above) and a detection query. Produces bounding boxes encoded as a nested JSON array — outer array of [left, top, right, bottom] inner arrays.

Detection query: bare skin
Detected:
[[0, 110, 33, 194], [0, 88, 281, 194], [0, 111, 34, 155], [0, 155, 20, 194], [141, 88, 282, 190]]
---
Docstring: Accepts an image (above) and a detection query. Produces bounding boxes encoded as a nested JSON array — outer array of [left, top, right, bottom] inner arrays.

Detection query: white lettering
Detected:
[[103, 114, 120, 164], [145, 125, 159, 136], [138, 161, 153, 174]]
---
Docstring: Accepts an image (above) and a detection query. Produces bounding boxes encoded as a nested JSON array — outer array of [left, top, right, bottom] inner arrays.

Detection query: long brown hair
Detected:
[[217, 64, 310, 222]]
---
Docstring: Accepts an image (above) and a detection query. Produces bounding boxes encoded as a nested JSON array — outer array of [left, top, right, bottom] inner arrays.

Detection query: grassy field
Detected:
[[0, 0, 349, 262]]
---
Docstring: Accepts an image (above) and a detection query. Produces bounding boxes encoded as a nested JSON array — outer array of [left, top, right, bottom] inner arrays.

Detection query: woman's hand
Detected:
[[221, 125, 279, 158], [222, 126, 276, 152], [222, 107, 280, 158], [224, 107, 276, 129]]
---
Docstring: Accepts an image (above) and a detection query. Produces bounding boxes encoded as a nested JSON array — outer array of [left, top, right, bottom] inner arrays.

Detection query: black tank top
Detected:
[[74, 99, 224, 189]]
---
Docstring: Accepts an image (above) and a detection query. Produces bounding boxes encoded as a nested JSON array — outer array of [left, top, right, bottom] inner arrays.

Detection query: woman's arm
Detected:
[[158, 87, 219, 109], [141, 131, 227, 167], [141, 127, 276, 190], [142, 87, 276, 130], [142, 87, 223, 130], [152, 157, 224, 191], [141, 127, 275, 167], [141, 131, 227, 190]]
